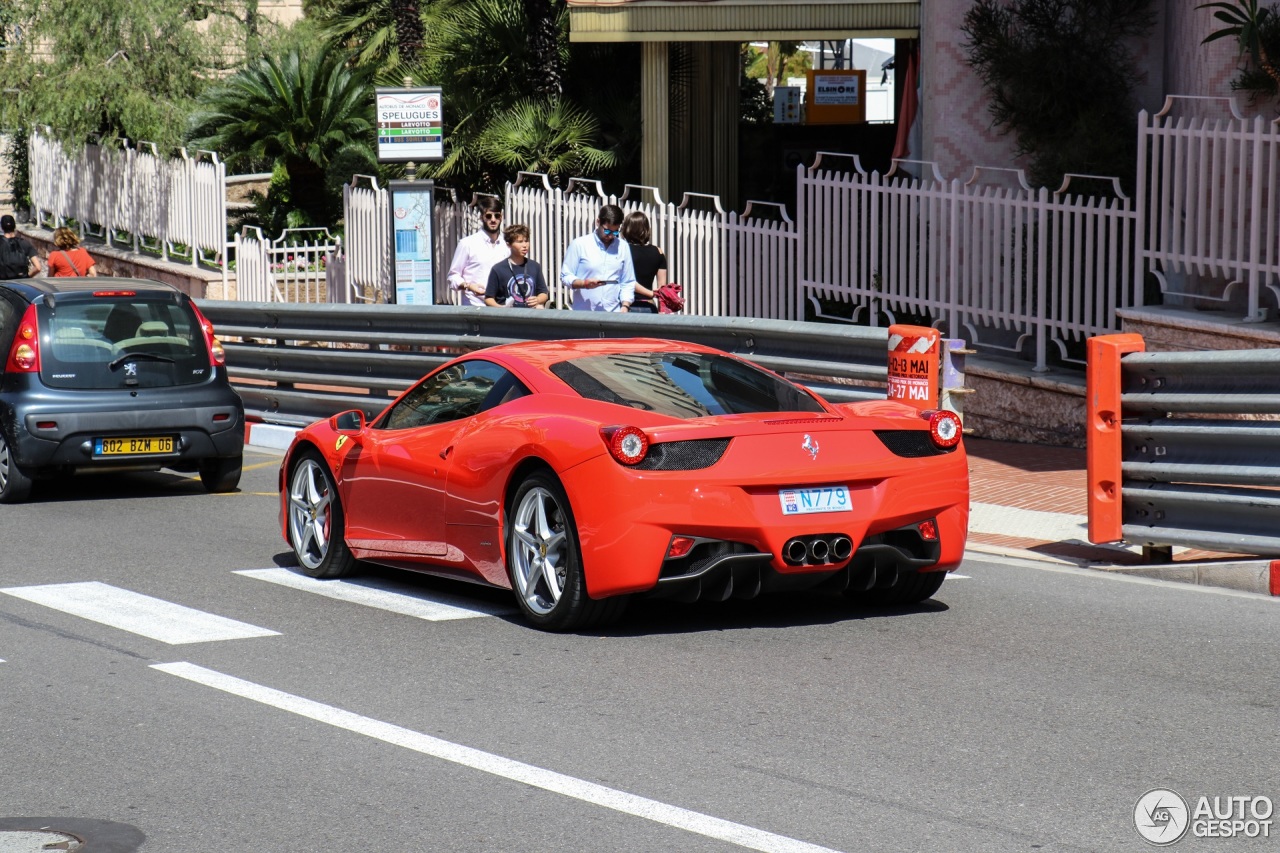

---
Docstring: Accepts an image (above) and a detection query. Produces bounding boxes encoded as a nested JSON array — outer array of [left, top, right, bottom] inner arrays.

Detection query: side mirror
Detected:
[[331, 410, 366, 433]]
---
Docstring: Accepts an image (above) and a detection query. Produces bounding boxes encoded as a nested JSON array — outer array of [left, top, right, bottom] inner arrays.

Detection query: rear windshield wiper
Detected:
[[110, 352, 176, 370]]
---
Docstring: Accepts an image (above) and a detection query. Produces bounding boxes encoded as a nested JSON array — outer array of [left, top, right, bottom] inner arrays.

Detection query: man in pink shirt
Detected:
[[446, 197, 508, 307]]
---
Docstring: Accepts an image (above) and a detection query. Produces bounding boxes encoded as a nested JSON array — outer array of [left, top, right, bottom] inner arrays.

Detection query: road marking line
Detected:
[[152, 662, 842, 853], [234, 568, 512, 620], [0, 582, 280, 644]]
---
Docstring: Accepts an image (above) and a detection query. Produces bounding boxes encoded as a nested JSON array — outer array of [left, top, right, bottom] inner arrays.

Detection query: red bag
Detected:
[[656, 282, 684, 314]]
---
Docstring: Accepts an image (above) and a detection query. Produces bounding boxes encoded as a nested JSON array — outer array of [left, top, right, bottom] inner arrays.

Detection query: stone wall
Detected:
[[19, 226, 228, 300]]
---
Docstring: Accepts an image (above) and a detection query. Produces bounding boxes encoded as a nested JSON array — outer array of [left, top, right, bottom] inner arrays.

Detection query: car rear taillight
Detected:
[[5, 305, 40, 373], [601, 425, 649, 466], [93, 290, 137, 298], [190, 303, 226, 367], [925, 410, 962, 449]]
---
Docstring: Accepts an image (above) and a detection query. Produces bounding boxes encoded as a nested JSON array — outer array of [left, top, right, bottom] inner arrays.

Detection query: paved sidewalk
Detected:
[[965, 437, 1278, 596]]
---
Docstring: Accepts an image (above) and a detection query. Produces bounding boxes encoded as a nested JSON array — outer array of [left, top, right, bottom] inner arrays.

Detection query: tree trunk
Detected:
[[391, 0, 424, 62], [525, 0, 563, 99]]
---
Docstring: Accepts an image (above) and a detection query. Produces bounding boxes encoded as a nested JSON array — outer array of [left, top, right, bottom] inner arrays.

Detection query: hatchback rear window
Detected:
[[549, 351, 825, 418], [38, 298, 209, 389]]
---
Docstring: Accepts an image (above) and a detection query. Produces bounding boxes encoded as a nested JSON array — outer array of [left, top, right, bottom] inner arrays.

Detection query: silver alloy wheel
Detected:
[[0, 436, 12, 493], [288, 457, 334, 570], [510, 485, 569, 616]]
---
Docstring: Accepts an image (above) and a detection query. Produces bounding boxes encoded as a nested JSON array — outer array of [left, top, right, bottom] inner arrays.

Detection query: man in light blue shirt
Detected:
[[559, 204, 637, 312]]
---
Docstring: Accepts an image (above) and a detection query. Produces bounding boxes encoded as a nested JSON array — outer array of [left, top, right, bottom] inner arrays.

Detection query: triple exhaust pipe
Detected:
[[782, 534, 854, 566]]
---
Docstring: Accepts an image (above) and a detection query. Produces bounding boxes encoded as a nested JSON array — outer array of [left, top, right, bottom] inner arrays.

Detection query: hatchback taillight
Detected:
[[5, 305, 40, 373], [190, 303, 225, 367]]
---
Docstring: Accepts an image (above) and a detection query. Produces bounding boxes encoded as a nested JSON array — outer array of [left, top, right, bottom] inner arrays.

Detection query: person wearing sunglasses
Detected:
[[559, 203, 637, 312], [447, 196, 508, 307]]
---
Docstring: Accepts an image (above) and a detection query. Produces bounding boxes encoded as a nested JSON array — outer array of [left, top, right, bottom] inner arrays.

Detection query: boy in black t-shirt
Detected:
[[485, 224, 550, 309]]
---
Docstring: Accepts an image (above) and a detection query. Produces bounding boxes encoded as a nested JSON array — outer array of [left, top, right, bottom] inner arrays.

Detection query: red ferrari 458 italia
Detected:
[[278, 338, 969, 631]]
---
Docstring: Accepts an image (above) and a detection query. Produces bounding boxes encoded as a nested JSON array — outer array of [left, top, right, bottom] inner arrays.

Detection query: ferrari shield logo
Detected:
[[335, 435, 348, 451]]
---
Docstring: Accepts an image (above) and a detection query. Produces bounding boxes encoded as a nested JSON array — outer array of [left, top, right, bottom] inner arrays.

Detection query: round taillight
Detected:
[[603, 426, 649, 465], [928, 410, 962, 448], [209, 338, 226, 366], [12, 343, 36, 370]]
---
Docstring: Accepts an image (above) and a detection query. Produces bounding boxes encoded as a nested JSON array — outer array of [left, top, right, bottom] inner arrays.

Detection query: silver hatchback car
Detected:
[[0, 277, 244, 502]]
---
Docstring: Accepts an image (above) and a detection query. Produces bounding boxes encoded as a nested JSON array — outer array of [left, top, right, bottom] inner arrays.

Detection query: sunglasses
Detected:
[[600, 227, 620, 236], [483, 213, 503, 220]]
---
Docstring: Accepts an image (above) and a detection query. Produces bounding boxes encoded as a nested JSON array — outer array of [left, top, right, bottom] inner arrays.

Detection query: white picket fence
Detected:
[[29, 128, 227, 267], [1137, 96, 1280, 321], [25, 95, 1280, 371]]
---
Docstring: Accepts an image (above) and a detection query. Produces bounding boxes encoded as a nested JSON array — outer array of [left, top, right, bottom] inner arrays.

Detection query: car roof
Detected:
[[478, 337, 717, 372], [0, 277, 185, 303]]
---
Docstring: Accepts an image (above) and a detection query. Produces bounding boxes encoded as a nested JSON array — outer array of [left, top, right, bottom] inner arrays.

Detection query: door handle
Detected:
[[439, 445, 453, 460]]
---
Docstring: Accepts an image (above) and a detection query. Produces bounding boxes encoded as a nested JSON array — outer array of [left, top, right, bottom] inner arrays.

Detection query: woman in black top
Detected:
[[621, 211, 666, 314]]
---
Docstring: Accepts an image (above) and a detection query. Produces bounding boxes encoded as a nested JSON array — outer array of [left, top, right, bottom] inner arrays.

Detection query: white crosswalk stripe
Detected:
[[235, 568, 513, 621], [0, 582, 280, 644]]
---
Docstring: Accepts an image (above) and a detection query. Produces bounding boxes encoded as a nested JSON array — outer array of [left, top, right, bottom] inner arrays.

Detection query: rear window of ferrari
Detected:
[[549, 351, 825, 418]]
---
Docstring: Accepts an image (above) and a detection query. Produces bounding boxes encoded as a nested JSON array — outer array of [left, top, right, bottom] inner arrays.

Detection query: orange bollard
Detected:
[[887, 325, 941, 412], [1086, 334, 1145, 544]]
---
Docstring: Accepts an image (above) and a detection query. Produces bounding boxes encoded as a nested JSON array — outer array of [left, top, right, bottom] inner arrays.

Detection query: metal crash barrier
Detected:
[[1087, 334, 1280, 558], [196, 302, 951, 427]]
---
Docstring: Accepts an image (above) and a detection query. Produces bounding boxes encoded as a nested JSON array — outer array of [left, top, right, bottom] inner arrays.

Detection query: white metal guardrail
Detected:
[[196, 301, 898, 426]]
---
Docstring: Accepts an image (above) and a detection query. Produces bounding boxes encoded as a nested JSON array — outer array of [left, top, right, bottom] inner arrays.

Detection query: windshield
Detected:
[[549, 351, 825, 419], [38, 298, 209, 389]]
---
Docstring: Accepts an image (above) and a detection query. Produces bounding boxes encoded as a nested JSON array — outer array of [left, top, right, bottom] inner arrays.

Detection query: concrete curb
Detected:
[[245, 422, 300, 451], [1098, 560, 1280, 597]]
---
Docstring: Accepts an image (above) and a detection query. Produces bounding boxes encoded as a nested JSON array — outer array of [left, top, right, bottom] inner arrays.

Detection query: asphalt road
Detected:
[[1, 449, 1277, 852]]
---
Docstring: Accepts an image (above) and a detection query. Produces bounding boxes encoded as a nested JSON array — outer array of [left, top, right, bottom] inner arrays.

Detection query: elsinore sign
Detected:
[[375, 87, 444, 162]]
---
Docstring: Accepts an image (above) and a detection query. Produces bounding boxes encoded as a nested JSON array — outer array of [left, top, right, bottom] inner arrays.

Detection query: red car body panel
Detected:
[[279, 338, 970, 600]]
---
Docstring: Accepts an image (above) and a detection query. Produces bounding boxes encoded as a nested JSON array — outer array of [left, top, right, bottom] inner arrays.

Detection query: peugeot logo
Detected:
[[802, 434, 819, 461]]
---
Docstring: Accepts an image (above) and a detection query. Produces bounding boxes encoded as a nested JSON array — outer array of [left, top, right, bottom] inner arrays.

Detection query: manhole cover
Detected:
[[0, 830, 83, 852]]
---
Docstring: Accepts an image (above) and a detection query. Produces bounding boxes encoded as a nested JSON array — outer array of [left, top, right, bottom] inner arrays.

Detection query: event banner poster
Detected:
[[376, 87, 444, 162], [389, 180, 436, 305]]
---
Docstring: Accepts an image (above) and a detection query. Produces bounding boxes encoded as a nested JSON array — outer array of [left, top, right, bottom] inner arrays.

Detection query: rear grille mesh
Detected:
[[873, 430, 954, 457], [635, 438, 731, 470]]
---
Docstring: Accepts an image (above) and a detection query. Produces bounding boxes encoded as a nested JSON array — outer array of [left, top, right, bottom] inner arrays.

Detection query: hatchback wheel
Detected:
[[0, 432, 33, 504], [505, 471, 626, 631], [199, 454, 242, 493], [287, 451, 354, 578]]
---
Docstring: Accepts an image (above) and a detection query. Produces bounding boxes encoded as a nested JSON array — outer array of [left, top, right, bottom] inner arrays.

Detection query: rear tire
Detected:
[[199, 454, 242, 493], [286, 451, 355, 579], [505, 471, 626, 632], [855, 569, 946, 606], [0, 432, 33, 504]]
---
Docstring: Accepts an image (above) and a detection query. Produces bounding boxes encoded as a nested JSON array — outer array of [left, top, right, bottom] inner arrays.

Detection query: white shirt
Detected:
[[558, 231, 637, 312], [447, 229, 509, 307]]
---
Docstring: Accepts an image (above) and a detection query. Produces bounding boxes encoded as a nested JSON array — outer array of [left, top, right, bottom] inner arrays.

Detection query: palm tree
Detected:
[[1199, 0, 1280, 94], [312, 0, 454, 70], [186, 48, 376, 227], [475, 98, 617, 177], [412, 0, 630, 192]]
